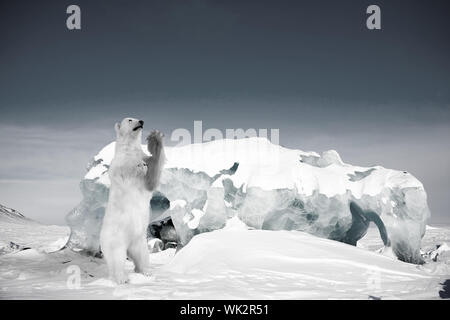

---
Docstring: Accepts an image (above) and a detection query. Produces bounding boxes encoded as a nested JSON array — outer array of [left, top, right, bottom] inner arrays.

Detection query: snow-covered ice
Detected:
[[66, 138, 430, 263], [0, 216, 448, 299], [1, 138, 441, 299]]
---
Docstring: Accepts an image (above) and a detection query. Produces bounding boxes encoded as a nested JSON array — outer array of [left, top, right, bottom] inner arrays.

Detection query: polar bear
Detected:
[[100, 117, 165, 284]]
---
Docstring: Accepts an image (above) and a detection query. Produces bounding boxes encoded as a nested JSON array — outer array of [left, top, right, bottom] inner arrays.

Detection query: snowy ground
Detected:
[[0, 218, 449, 299]]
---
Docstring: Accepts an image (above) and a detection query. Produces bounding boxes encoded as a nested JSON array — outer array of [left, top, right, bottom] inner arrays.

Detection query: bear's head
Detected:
[[115, 117, 144, 145]]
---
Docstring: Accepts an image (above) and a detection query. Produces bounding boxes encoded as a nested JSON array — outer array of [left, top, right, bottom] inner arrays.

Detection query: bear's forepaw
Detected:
[[146, 130, 164, 156]]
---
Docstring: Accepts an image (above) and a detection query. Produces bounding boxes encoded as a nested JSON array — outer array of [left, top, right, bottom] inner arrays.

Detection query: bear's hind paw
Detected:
[[135, 267, 152, 277], [113, 275, 129, 285]]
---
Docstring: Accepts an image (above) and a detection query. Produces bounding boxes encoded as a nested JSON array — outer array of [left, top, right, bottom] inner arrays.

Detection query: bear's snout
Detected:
[[132, 120, 144, 131]]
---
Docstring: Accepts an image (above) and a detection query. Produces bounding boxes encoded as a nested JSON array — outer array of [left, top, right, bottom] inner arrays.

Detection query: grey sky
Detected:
[[0, 0, 449, 224]]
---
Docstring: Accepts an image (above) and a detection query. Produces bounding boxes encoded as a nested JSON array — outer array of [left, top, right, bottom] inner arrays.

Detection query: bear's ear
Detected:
[[114, 123, 121, 136]]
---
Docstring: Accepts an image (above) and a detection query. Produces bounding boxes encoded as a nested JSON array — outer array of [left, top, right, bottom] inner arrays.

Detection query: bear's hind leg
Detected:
[[128, 238, 151, 276], [103, 245, 128, 284]]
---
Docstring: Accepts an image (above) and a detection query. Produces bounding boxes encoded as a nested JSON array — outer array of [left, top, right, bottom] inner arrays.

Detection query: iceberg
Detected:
[[66, 137, 430, 263]]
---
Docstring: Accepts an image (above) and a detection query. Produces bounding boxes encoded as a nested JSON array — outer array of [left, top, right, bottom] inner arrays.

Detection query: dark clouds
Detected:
[[0, 0, 449, 223]]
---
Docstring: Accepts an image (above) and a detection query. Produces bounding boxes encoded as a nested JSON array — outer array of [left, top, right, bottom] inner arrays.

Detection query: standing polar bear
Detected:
[[100, 117, 165, 284]]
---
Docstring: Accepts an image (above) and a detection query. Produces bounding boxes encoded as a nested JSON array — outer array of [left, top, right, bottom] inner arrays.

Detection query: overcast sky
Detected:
[[0, 0, 449, 224]]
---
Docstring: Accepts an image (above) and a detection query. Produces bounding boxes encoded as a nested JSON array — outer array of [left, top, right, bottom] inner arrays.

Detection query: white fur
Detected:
[[100, 117, 159, 284]]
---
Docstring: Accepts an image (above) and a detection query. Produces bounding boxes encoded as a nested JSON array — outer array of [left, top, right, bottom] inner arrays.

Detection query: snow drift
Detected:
[[66, 137, 430, 263], [163, 217, 433, 299], [2, 219, 447, 299]]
